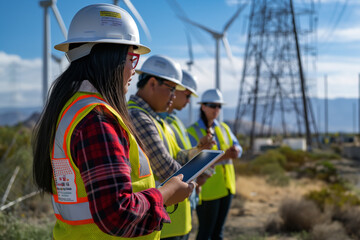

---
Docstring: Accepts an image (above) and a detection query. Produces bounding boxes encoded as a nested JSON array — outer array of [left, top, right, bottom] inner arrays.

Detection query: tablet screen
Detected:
[[159, 150, 224, 187]]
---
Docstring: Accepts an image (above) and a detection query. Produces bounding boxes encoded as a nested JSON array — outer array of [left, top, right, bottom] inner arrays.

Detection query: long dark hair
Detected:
[[32, 43, 142, 193], [200, 104, 210, 128]]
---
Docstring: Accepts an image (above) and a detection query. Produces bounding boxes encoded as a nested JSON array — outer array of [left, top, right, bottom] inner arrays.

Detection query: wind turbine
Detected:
[[39, 0, 67, 105], [185, 31, 195, 125], [179, 4, 247, 91], [114, 0, 152, 41], [186, 31, 194, 72]]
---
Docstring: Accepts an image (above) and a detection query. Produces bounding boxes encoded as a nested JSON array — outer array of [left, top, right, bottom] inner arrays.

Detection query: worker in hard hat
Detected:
[[128, 55, 214, 240], [32, 4, 194, 240], [159, 69, 200, 149], [158, 70, 214, 206], [187, 88, 243, 240]]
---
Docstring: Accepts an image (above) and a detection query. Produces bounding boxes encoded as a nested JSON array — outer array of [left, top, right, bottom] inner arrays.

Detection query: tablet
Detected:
[[159, 150, 224, 187]]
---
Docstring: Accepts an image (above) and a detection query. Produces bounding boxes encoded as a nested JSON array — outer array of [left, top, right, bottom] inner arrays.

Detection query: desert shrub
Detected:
[[278, 146, 309, 170], [248, 150, 290, 186], [332, 206, 360, 239], [261, 164, 290, 186], [315, 161, 339, 183], [309, 151, 341, 161], [297, 160, 340, 184], [279, 198, 322, 232], [265, 215, 283, 233], [0, 126, 36, 203], [249, 149, 287, 173], [308, 221, 350, 240], [305, 184, 360, 211], [0, 212, 52, 240]]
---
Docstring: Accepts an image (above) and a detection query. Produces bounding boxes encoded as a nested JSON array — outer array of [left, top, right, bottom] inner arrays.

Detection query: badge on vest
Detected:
[[52, 158, 77, 202]]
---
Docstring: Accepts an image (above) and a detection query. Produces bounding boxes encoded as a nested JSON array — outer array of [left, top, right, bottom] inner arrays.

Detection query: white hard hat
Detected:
[[198, 89, 225, 104], [54, 4, 150, 62], [182, 70, 198, 97], [136, 55, 184, 88]]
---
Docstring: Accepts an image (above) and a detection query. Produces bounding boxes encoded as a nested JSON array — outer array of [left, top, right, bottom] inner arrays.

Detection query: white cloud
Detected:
[[0, 51, 64, 108], [316, 55, 360, 98], [1, 47, 359, 109], [332, 27, 360, 42], [318, 26, 360, 42]]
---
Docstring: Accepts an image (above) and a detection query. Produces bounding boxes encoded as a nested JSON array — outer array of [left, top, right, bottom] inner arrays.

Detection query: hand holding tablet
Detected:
[[159, 150, 224, 187]]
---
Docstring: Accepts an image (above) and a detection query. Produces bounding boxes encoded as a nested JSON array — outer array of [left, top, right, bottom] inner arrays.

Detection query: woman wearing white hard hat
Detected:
[[32, 4, 193, 240], [187, 88, 243, 240]]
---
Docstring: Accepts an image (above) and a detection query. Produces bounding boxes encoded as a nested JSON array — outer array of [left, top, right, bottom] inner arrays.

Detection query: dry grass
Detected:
[[309, 222, 350, 240], [236, 176, 325, 203]]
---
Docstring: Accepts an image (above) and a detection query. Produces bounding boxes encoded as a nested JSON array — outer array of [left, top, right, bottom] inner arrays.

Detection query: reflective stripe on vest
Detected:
[[166, 115, 192, 150], [52, 95, 152, 223], [127, 101, 191, 237], [52, 196, 92, 222]]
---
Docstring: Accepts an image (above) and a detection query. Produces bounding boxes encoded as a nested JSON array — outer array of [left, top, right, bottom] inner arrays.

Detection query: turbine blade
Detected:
[[179, 15, 219, 37], [222, 36, 237, 78], [122, 0, 152, 41], [222, 37, 233, 61], [51, 4, 67, 38], [186, 31, 194, 62], [223, 3, 247, 33]]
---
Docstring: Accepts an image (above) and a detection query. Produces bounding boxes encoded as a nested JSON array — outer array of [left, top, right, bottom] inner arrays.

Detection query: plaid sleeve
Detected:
[[129, 108, 181, 182], [71, 107, 170, 237]]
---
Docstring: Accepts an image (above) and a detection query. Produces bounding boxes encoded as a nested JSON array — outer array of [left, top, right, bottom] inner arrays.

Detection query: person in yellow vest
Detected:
[[32, 4, 195, 240], [128, 55, 213, 240], [187, 89, 243, 240], [158, 70, 212, 209], [160, 69, 198, 150]]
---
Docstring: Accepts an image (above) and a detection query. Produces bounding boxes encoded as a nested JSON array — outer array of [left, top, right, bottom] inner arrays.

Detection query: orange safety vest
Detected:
[[51, 92, 159, 240]]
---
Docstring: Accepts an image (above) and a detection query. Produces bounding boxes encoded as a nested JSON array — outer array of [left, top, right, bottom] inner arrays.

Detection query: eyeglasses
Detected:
[[127, 52, 140, 69], [185, 93, 192, 99], [157, 79, 176, 94], [204, 103, 222, 109]]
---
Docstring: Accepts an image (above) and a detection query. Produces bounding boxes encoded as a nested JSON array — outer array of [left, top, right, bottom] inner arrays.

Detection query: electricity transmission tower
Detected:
[[234, 0, 319, 152]]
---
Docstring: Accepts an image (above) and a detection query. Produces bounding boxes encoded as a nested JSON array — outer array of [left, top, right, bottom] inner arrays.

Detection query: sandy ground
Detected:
[[188, 157, 360, 240], [20, 158, 360, 239], [188, 176, 326, 240]]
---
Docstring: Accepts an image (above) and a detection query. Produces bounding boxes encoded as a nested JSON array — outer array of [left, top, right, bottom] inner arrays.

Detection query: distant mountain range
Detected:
[[0, 97, 357, 133]]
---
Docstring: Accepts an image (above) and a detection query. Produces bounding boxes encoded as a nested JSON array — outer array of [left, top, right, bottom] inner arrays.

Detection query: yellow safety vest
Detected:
[[128, 100, 192, 238], [51, 92, 159, 240], [187, 122, 236, 201], [164, 114, 192, 150]]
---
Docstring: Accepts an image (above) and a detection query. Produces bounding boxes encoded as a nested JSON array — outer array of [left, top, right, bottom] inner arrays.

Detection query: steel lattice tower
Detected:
[[234, 0, 319, 152]]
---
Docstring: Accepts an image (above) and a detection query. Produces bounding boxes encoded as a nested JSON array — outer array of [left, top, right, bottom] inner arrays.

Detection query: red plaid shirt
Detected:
[[70, 106, 170, 237]]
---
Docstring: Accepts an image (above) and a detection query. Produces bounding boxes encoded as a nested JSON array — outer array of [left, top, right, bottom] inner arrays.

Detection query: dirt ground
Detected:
[[188, 158, 360, 240], [188, 176, 326, 240], [23, 158, 360, 240]]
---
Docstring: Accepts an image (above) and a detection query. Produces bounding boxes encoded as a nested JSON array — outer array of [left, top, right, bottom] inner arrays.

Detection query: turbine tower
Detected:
[[179, 5, 247, 91], [234, 0, 319, 152], [39, 0, 67, 105], [185, 31, 195, 125]]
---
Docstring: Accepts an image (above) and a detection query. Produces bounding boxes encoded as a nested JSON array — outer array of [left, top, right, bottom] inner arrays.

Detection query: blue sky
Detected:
[[0, 0, 360, 108]]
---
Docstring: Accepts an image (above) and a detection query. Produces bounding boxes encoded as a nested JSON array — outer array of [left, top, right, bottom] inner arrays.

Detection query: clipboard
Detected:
[[159, 150, 224, 187]]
